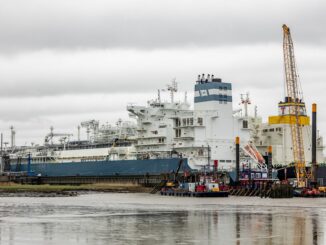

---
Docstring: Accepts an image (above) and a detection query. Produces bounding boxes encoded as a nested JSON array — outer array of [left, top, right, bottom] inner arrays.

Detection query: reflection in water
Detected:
[[313, 217, 318, 245], [0, 194, 324, 245], [236, 211, 240, 245]]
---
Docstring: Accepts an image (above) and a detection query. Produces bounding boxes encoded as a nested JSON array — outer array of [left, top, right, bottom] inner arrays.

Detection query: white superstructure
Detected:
[[128, 74, 251, 170], [251, 99, 324, 166]]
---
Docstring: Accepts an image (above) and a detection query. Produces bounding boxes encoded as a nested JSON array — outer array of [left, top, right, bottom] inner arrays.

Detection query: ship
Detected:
[[0, 74, 264, 177], [1, 74, 323, 180]]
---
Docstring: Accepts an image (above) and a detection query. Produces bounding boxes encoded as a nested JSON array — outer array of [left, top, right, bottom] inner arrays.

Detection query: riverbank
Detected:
[[0, 183, 152, 197]]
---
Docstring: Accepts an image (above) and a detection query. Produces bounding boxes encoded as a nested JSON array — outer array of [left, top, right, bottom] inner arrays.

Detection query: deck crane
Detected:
[[44, 126, 73, 145], [80, 120, 99, 141], [282, 24, 307, 187]]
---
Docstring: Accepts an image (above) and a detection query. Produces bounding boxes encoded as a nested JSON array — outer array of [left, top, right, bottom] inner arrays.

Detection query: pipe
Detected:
[[311, 103, 317, 184], [268, 146, 273, 179], [78, 125, 81, 141], [27, 153, 31, 177], [10, 126, 15, 148], [235, 137, 240, 184], [0, 133, 2, 155], [207, 145, 211, 172]]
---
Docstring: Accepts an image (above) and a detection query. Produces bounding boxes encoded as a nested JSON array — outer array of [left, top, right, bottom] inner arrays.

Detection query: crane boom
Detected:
[[282, 24, 306, 187]]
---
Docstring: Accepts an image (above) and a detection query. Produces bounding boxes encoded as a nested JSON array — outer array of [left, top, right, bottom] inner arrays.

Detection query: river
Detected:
[[0, 193, 325, 245]]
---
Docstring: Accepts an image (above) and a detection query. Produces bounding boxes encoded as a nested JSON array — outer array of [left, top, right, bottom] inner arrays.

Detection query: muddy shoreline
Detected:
[[0, 183, 152, 197]]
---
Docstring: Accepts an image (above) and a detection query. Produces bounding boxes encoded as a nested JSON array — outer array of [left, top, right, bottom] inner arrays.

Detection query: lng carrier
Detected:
[[0, 74, 272, 176], [1, 74, 324, 179]]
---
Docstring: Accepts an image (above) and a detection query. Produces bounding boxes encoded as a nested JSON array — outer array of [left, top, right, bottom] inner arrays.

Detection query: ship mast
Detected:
[[240, 92, 251, 117], [167, 78, 178, 103]]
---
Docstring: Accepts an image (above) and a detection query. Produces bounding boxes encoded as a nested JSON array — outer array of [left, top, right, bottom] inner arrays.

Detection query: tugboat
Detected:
[[160, 175, 229, 197], [159, 160, 229, 197]]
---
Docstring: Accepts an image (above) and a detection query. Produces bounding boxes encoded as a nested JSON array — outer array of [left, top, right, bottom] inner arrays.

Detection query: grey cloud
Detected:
[[0, 93, 152, 121], [0, 44, 325, 97], [0, 0, 325, 53], [0, 45, 293, 96]]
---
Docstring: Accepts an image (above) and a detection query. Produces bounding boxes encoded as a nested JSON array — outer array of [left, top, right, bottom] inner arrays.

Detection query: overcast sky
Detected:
[[0, 0, 325, 146]]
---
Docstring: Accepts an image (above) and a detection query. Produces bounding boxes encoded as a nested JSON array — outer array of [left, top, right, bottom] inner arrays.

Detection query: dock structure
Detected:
[[229, 182, 294, 198], [311, 103, 318, 186], [235, 136, 240, 185]]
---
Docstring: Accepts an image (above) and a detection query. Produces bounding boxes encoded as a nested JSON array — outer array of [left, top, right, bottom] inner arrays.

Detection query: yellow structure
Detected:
[[268, 115, 310, 125]]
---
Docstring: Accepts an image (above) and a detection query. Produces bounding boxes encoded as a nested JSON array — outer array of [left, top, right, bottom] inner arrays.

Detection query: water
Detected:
[[0, 193, 325, 245]]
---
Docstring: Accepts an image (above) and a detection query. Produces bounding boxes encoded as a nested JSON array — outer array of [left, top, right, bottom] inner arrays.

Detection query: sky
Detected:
[[0, 0, 325, 146]]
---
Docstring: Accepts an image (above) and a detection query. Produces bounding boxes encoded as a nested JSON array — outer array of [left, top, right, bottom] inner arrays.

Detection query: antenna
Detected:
[[0, 133, 3, 155], [10, 126, 15, 148], [157, 89, 161, 104], [167, 78, 178, 103], [240, 92, 251, 117], [50, 126, 54, 144], [77, 125, 81, 141]]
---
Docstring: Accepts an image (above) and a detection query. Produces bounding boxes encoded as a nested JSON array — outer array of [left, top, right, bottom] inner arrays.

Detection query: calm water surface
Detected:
[[0, 193, 325, 245]]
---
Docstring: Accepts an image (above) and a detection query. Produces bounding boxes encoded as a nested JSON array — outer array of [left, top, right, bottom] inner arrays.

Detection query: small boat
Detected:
[[160, 180, 229, 198]]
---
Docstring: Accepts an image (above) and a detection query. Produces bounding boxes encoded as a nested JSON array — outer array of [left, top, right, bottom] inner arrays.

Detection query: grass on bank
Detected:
[[0, 182, 151, 193]]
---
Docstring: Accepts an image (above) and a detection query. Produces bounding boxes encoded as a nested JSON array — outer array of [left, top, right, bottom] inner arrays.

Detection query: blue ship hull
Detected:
[[11, 158, 191, 177]]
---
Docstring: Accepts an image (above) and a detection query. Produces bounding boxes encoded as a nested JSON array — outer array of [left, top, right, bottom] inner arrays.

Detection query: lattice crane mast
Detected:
[[282, 24, 307, 187]]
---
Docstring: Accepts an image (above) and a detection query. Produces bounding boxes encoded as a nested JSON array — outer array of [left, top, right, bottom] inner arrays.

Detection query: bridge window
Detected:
[[197, 118, 203, 126], [175, 129, 181, 138], [198, 149, 204, 156], [176, 118, 181, 127], [243, 120, 248, 129]]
